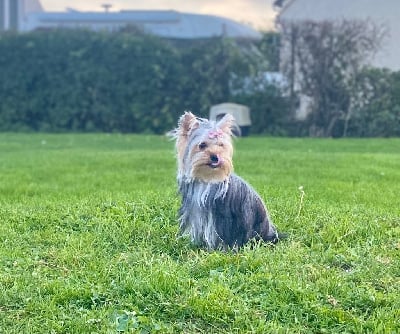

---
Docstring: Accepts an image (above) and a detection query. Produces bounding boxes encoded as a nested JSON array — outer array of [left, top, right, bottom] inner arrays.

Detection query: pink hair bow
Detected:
[[208, 129, 224, 139]]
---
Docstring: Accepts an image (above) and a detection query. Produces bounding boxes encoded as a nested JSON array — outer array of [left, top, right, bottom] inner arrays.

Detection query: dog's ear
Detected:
[[178, 111, 199, 137], [217, 113, 235, 136], [174, 112, 199, 172]]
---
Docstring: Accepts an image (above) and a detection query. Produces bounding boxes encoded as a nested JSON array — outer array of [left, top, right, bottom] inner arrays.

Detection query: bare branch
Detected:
[[280, 19, 387, 136]]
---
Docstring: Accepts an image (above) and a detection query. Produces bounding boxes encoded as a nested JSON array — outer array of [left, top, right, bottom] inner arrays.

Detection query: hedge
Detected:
[[1, 29, 398, 136]]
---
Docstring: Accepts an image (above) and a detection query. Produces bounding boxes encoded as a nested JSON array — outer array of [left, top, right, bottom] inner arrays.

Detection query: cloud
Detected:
[[196, 0, 276, 29]]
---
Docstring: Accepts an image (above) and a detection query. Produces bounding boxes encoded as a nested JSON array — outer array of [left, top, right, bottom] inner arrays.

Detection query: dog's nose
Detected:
[[210, 154, 219, 164]]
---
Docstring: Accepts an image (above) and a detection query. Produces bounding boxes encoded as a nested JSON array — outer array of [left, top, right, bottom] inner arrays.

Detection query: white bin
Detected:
[[209, 103, 251, 136]]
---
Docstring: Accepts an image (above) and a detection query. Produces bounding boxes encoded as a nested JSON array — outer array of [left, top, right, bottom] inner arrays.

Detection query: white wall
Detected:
[[0, 0, 43, 31], [278, 0, 400, 70]]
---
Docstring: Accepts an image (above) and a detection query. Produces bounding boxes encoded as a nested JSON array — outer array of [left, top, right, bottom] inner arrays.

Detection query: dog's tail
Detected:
[[277, 232, 289, 241], [262, 230, 288, 244]]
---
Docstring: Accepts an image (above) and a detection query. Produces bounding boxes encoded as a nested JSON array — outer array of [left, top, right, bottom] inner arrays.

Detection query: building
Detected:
[[276, 0, 400, 71], [0, 0, 261, 40], [0, 0, 43, 31], [275, 0, 400, 120]]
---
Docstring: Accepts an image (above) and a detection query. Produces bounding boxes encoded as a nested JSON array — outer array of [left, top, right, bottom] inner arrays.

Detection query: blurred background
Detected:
[[0, 0, 399, 137]]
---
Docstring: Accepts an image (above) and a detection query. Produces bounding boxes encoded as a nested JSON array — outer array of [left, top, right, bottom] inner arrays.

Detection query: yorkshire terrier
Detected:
[[169, 111, 283, 250]]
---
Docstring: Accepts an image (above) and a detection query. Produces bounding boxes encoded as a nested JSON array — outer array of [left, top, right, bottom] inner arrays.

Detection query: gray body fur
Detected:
[[178, 174, 278, 249]]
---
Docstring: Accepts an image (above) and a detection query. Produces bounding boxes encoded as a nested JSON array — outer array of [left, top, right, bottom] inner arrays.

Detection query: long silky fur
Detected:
[[178, 174, 278, 249], [171, 111, 280, 250]]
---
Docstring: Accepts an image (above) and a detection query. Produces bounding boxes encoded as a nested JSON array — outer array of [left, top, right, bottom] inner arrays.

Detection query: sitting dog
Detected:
[[170, 111, 282, 250]]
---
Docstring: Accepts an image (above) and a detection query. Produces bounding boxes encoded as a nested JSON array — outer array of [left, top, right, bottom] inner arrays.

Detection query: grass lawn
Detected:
[[0, 133, 399, 333]]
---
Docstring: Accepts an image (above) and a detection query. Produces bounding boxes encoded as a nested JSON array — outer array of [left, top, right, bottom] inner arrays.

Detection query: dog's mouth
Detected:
[[208, 154, 222, 169], [208, 162, 220, 169]]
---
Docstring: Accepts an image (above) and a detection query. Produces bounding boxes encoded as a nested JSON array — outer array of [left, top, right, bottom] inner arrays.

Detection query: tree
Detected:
[[280, 19, 386, 137], [258, 32, 281, 72], [347, 68, 400, 137]]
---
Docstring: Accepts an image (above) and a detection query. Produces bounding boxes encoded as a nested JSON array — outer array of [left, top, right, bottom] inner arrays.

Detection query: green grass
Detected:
[[0, 133, 399, 333]]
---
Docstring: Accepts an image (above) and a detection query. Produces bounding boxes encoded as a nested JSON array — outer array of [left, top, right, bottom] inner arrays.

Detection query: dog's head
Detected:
[[171, 111, 235, 183]]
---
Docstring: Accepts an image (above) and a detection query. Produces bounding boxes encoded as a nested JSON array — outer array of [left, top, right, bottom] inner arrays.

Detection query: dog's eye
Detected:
[[218, 142, 224, 147], [198, 142, 207, 150]]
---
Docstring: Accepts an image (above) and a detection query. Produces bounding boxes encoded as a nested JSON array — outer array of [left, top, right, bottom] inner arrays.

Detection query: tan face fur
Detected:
[[189, 132, 233, 182], [175, 112, 235, 183]]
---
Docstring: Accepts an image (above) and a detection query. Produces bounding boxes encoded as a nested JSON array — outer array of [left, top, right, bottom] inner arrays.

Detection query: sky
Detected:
[[39, 0, 278, 30]]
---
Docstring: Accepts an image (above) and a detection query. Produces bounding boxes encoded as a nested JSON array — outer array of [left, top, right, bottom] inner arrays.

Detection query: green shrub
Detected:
[[4, 29, 398, 137], [0, 29, 183, 133], [0, 30, 291, 134], [346, 68, 400, 137]]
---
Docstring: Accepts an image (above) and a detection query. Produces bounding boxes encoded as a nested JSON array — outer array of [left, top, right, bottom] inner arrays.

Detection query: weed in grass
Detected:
[[296, 185, 306, 219]]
